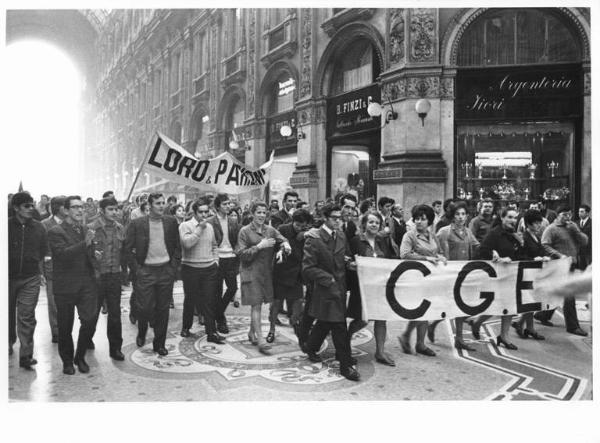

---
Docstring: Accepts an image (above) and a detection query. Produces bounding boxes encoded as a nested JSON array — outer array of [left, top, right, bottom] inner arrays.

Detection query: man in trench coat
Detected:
[[302, 203, 360, 381]]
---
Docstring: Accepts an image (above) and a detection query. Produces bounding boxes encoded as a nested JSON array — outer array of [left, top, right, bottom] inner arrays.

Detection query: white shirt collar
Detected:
[[321, 224, 333, 237]]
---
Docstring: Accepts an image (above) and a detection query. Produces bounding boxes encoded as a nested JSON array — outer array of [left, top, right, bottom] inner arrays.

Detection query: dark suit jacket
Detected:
[[271, 209, 292, 229], [124, 215, 181, 267], [578, 217, 592, 265], [41, 216, 60, 279], [48, 222, 95, 294], [302, 227, 351, 323], [273, 223, 305, 287], [522, 230, 547, 259], [207, 214, 240, 250], [341, 220, 357, 242]]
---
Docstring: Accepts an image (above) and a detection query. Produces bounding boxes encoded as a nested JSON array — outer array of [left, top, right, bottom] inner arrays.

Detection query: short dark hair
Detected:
[[148, 193, 164, 205], [167, 195, 177, 204], [412, 204, 435, 225], [292, 208, 312, 224], [11, 192, 33, 207], [442, 198, 454, 212], [283, 191, 299, 202], [296, 200, 308, 209], [524, 209, 543, 226], [377, 196, 395, 209], [192, 197, 211, 213], [360, 210, 384, 231], [49, 196, 66, 215], [102, 190, 114, 198], [432, 200, 442, 206], [321, 203, 342, 219], [449, 201, 468, 219], [249, 200, 268, 214], [500, 207, 519, 218], [140, 202, 149, 212], [556, 205, 572, 215], [340, 193, 358, 205], [579, 204, 591, 213], [64, 195, 82, 210], [359, 200, 372, 215], [99, 197, 119, 210], [170, 204, 185, 215], [214, 193, 230, 209]]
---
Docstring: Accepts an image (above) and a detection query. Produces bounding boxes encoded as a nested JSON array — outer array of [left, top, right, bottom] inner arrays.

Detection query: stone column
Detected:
[[374, 8, 448, 210], [581, 66, 591, 206]]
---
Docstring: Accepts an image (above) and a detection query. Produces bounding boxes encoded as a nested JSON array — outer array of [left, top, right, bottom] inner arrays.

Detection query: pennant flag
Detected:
[[135, 131, 273, 195]]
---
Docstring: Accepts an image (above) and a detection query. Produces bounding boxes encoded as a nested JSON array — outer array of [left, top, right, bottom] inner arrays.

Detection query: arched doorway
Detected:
[[452, 8, 586, 212], [321, 31, 383, 200], [221, 92, 246, 163]]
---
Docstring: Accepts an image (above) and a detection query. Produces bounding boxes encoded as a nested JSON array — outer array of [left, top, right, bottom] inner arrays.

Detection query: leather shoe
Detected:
[[63, 363, 75, 375], [110, 350, 125, 361], [307, 351, 322, 363], [524, 329, 545, 340], [136, 335, 145, 347], [180, 328, 191, 338], [340, 366, 360, 381], [217, 323, 229, 334], [511, 321, 527, 339], [207, 334, 225, 345], [416, 346, 436, 357], [568, 328, 588, 337], [19, 357, 38, 370], [454, 339, 476, 352], [153, 346, 168, 356], [74, 357, 90, 373]]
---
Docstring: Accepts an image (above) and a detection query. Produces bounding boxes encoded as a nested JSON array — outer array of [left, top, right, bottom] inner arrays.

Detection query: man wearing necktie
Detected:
[[48, 196, 98, 375]]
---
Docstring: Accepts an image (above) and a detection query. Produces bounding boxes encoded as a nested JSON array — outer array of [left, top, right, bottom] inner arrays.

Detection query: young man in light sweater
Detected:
[[179, 197, 224, 344]]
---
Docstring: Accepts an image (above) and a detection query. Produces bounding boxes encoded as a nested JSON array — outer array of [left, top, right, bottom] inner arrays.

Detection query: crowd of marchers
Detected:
[[8, 189, 591, 381]]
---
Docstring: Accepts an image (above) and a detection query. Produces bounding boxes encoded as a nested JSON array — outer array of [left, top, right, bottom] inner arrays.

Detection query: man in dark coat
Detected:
[[270, 191, 298, 229], [577, 204, 592, 268], [8, 192, 48, 369], [268, 209, 312, 340], [206, 193, 241, 334], [124, 193, 181, 356], [48, 195, 98, 375], [302, 203, 360, 381]]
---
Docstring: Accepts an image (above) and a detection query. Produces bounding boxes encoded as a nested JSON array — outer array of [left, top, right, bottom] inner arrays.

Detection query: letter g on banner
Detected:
[[386, 261, 431, 320], [454, 262, 496, 316]]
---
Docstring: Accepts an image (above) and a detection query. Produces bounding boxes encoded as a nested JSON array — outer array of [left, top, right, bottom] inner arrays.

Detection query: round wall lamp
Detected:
[[415, 99, 431, 127], [280, 125, 292, 137], [367, 101, 398, 127]]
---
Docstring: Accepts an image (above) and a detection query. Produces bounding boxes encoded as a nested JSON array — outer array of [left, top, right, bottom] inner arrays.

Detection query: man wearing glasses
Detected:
[[125, 193, 181, 356], [48, 196, 98, 374], [8, 192, 48, 369]]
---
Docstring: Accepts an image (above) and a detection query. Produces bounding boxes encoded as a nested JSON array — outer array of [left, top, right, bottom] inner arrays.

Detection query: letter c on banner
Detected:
[[386, 261, 432, 320], [454, 261, 496, 316]]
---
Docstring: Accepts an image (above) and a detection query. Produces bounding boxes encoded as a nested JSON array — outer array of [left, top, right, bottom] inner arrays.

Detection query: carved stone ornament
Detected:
[[409, 9, 436, 62], [389, 9, 405, 65], [584, 71, 591, 95], [440, 77, 455, 99], [406, 76, 439, 98], [300, 8, 312, 98]]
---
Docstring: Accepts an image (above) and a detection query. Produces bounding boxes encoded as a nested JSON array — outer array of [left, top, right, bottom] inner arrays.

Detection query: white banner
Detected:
[[141, 131, 273, 195], [356, 256, 572, 321]]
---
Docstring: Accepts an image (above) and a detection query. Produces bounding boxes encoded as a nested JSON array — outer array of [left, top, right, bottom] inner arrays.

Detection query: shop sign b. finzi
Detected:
[[456, 64, 582, 120], [327, 84, 381, 137], [267, 111, 297, 149]]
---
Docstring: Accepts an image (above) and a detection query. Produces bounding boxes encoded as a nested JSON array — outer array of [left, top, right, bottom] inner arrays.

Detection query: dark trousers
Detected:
[[297, 286, 315, 345], [55, 279, 98, 364], [91, 272, 123, 352], [215, 257, 239, 324], [128, 262, 138, 320], [181, 264, 218, 335], [270, 282, 303, 327], [134, 263, 175, 348], [535, 297, 580, 331], [9, 275, 41, 359], [306, 320, 352, 369]]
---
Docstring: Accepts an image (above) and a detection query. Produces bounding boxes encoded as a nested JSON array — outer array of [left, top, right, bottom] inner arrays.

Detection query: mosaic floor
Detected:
[[7, 283, 592, 402]]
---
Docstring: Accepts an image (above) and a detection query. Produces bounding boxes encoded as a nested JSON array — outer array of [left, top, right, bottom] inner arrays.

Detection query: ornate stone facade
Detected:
[[300, 8, 312, 98], [409, 9, 436, 63], [389, 9, 405, 65]]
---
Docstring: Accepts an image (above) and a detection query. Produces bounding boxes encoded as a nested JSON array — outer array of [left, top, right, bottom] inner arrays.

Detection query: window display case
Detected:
[[456, 123, 573, 210]]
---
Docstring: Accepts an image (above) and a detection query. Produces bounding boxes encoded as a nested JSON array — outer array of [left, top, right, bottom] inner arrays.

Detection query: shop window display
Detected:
[[456, 123, 573, 211]]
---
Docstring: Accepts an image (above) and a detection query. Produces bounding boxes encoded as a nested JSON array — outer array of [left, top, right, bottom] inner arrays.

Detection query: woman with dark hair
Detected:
[[511, 209, 549, 340], [236, 201, 291, 354], [436, 201, 480, 351], [347, 210, 397, 366], [170, 204, 186, 225], [398, 204, 447, 357], [475, 207, 529, 350]]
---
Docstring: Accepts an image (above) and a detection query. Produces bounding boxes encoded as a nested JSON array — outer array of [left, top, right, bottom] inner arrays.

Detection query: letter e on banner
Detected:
[[386, 261, 432, 320], [516, 261, 543, 313]]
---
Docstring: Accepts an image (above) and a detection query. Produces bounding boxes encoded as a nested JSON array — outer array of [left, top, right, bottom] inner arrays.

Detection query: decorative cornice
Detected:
[[321, 8, 376, 38]]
